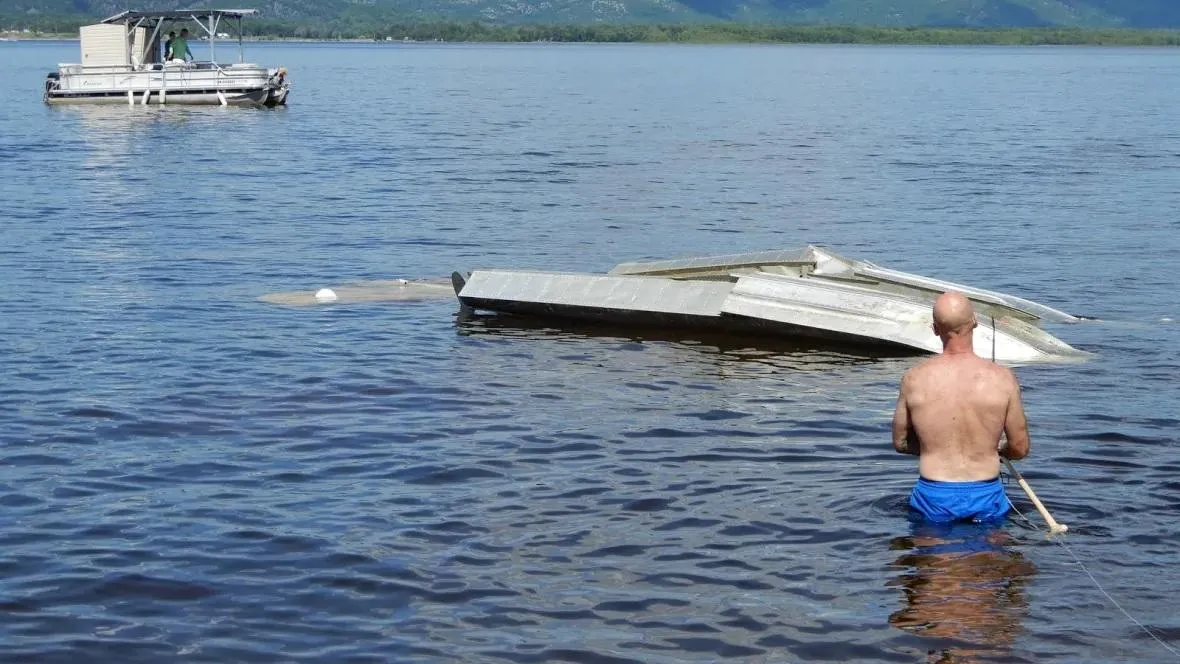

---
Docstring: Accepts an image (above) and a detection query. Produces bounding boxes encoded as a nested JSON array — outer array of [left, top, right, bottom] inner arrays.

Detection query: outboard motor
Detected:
[[265, 67, 290, 106], [43, 72, 60, 101]]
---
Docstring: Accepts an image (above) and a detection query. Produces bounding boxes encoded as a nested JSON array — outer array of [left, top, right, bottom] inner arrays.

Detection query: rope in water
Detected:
[[991, 314, 1177, 656], [1003, 482, 1180, 659]]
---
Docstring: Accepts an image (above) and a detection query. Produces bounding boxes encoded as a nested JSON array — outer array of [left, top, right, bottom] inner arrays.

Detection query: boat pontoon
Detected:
[[44, 9, 289, 107], [452, 246, 1087, 363]]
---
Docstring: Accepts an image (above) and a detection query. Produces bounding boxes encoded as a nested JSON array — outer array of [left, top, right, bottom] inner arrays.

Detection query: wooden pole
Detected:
[[1004, 457, 1068, 535], [992, 316, 1067, 535]]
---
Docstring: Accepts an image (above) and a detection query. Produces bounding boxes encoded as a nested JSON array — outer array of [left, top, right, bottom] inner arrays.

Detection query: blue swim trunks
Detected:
[[909, 477, 1011, 524]]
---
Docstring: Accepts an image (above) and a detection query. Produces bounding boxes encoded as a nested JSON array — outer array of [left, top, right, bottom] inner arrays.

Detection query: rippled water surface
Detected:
[[2, 41, 1180, 662]]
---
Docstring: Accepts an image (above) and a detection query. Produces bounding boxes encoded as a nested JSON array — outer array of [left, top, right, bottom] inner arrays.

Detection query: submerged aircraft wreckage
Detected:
[[451, 245, 1087, 363]]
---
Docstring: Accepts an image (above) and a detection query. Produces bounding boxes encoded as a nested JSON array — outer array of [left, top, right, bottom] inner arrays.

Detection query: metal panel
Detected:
[[608, 244, 1077, 323], [720, 272, 1082, 362], [848, 263, 1078, 323], [609, 247, 816, 278], [450, 247, 1086, 363], [459, 270, 733, 317]]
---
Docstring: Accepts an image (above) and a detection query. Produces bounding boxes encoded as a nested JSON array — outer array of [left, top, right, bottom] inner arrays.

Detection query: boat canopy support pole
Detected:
[[127, 17, 149, 66], [124, 19, 132, 67], [210, 14, 219, 63], [238, 16, 244, 63], [146, 19, 164, 64], [190, 13, 220, 64]]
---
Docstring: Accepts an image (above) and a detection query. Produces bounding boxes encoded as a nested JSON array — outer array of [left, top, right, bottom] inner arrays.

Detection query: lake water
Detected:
[[2, 40, 1179, 662]]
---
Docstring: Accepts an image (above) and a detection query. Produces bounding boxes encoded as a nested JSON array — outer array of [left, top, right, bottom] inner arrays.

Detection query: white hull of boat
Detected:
[[454, 246, 1088, 363], [45, 63, 289, 107], [46, 88, 277, 106], [721, 272, 1080, 362]]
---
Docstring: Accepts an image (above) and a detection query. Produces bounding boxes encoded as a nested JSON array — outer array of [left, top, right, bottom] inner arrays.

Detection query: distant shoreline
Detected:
[[6, 24, 1180, 46]]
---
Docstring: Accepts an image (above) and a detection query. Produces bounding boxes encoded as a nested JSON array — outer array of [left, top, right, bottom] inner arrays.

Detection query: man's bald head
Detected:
[[933, 291, 977, 338]]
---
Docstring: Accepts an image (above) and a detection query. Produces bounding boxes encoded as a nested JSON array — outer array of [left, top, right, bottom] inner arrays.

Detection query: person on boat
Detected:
[[891, 291, 1030, 523], [164, 31, 176, 60], [170, 28, 194, 62]]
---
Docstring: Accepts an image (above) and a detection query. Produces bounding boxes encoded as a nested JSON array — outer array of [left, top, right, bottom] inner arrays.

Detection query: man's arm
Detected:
[[1000, 372, 1030, 460], [892, 375, 920, 456]]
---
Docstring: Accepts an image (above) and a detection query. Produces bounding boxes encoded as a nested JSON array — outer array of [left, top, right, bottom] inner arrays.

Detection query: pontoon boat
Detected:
[[43, 9, 289, 107]]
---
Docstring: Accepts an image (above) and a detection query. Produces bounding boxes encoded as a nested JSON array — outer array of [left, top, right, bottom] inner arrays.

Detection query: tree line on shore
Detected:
[[361, 23, 1180, 45], [7, 16, 1180, 46]]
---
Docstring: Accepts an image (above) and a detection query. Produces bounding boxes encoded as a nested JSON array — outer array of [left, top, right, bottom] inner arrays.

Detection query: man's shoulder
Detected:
[[907, 354, 1012, 379], [963, 356, 1020, 392], [978, 358, 1017, 381], [906, 355, 945, 377], [900, 358, 940, 391], [997, 364, 1022, 392]]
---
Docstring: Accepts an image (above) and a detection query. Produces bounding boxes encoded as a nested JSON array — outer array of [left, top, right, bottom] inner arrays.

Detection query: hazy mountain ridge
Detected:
[[4, 0, 1180, 27]]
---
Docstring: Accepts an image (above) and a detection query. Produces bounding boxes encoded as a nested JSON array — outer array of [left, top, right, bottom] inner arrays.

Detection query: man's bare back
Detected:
[[893, 353, 1029, 481], [892, 291, 1030, 484]]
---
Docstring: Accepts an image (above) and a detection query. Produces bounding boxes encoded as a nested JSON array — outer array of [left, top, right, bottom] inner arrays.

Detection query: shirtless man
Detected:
[[892, 292, 1030, 523]]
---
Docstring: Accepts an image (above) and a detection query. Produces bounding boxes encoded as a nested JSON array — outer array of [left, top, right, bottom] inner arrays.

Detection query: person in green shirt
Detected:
[[170, 28, 193, 62]]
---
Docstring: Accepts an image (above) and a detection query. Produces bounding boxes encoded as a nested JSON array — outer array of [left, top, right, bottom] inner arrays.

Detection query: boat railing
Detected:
[[58, 61, 265, 76], [57, 63, 152, 75]]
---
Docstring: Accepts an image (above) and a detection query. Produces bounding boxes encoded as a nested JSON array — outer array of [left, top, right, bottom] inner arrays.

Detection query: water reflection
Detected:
[[456, 311, 920, 371], [59, 103, 277, 172], [888, 522, 1037, 663]]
